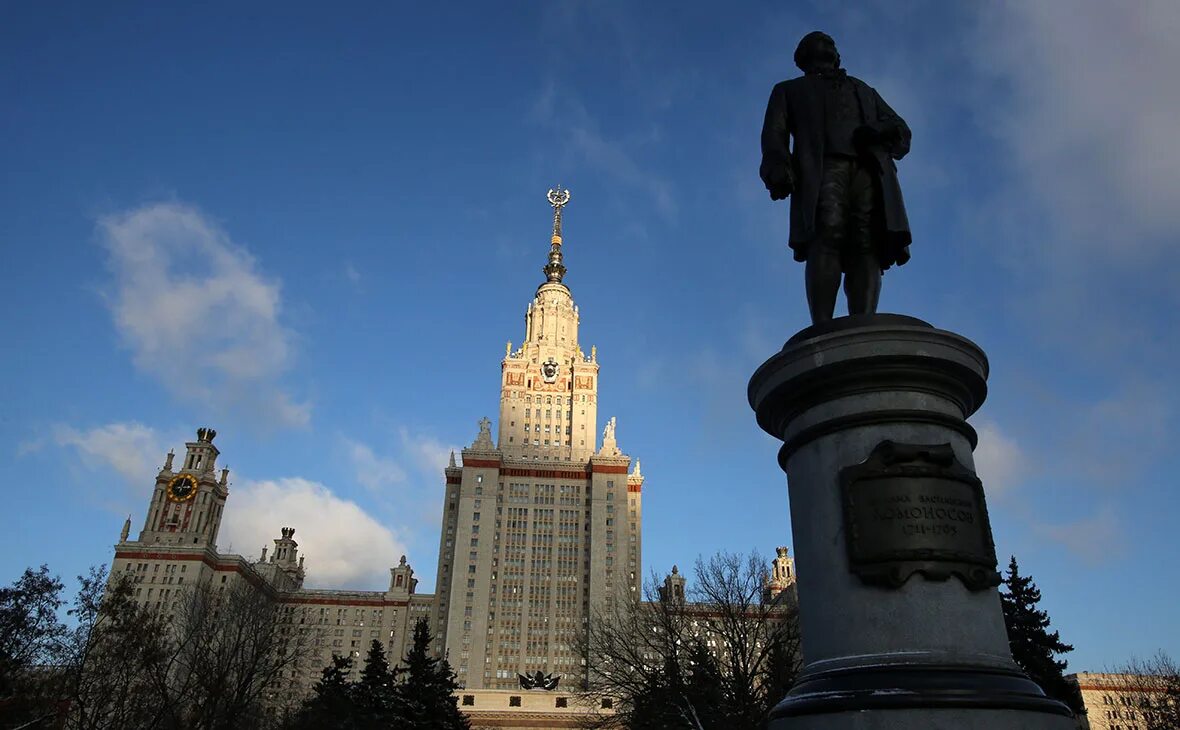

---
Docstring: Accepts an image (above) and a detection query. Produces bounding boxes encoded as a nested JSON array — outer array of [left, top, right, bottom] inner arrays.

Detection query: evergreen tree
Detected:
[[764, 627, 801, 712], [1000, 556, 1083, 714], [355, 639, 403, 727], [291, 654, 358, 730], [683, 639, 726, 729], [396, 618, 470, 730], [630, 652, 691, 730]]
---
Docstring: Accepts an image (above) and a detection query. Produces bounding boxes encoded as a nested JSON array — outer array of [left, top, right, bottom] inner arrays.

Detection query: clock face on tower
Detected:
[[167, 473, 198, 502]]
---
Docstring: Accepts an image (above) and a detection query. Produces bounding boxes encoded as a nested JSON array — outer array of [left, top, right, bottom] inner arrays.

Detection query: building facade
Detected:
[[433, 188, 643, 690], [110, 426, 436, 709], [107, 189, 644, 711], [1070, 671, 1178, 730]]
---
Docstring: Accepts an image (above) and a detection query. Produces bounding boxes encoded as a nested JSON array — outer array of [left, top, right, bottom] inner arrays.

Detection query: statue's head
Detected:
[[794, 31, 840, 74]]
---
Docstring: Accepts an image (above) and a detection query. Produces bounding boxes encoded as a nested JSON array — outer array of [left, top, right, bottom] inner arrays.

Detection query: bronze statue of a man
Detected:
[[760, 31, 912, 325]]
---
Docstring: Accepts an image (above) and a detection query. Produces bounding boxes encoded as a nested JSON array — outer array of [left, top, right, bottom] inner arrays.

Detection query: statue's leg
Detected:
[[843, 160, 881, 315], [807, 159, 847, 324]]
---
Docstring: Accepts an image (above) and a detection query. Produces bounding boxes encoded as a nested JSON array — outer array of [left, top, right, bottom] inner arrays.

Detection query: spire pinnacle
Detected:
[[544, 186, 571, 283]]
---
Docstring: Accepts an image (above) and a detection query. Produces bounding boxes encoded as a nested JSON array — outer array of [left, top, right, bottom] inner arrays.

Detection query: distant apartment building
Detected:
[[1070, 671, 1178, 730]]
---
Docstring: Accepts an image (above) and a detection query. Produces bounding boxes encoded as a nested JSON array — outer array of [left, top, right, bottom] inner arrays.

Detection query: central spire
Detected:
[[543, 186, 571, 283]]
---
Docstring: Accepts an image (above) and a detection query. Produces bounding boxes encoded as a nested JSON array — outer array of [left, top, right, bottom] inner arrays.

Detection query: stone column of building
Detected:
[[433, 188, 644, 690]]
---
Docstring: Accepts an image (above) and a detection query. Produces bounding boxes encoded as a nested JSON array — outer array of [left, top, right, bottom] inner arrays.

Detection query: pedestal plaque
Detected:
[[841, 440, 1001, 591]]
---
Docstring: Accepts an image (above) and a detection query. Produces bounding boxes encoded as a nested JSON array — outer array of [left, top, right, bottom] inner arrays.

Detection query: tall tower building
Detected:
[[434, 188, 644, 690]]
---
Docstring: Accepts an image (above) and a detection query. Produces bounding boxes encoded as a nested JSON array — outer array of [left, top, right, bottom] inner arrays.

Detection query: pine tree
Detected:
[[291, 654, 358, 729], [764, 627, 800, 713], [396, 617, 470, 730], [1000, 556, 1083, 714], [683, 639, 726, 729], [355, 638, 404, 726]]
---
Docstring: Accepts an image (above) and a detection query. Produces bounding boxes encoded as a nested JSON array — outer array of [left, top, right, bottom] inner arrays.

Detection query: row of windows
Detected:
[[506, 394, 590, 405]]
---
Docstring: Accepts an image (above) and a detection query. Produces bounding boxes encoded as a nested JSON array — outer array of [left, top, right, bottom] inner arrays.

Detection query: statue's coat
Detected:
[[760, 74, 912, 269]]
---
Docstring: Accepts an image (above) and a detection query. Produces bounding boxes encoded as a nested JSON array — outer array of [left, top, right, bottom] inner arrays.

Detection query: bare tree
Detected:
[[65, 568, 172, 730], [1107, 652, 1180, 730], [158, 578, 303, 730], [689, 552, 800, 727], [53, 570, 304, 730], [578, 551, 801, 730]]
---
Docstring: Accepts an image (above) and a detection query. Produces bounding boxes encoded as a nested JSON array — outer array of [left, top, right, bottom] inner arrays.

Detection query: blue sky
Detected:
[[2, 2, 1177, 672]]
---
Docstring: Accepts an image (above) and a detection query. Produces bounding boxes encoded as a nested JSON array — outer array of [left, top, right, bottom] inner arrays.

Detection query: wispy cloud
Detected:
[[974, 3, 1180, 249], [967, 3, 1180, 361], [53, 422, 166, 485], [97, 202, 310, 428], [531, 80, 677, 220], [343, 429, 461, 536], [1034, 505, 1125, 566], [344, 438, 407, 492], [398, 427, 455, 477]]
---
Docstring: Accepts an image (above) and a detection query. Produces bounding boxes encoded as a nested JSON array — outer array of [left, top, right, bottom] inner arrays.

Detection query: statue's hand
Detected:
[[769, 182, 793, 201]]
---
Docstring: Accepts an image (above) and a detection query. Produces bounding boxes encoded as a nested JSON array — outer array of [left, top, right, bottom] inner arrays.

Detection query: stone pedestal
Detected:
[[748, 315, 1073, 729]]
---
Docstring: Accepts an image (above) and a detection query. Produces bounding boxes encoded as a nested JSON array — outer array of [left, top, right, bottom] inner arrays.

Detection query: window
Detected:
[[601, 698, 613, 709], [510, 696, 522, 707], [462, 695, 475, 706], [556, 697, 568, 708]]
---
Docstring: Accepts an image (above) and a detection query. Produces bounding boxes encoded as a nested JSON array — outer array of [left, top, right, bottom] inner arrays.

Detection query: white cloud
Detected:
[[53, 422, 166, 484], [971, 420, 1028, 498], [49, 421, 414, 590], [97, 202, 309, 428], [220, 477, 407, 590]]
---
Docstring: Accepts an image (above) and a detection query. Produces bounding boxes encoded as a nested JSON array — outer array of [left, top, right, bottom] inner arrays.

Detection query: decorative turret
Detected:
[[763, 546, 797, 603], [183, 427, 219, 473], [268, 526, 305, 587], [388, 554, 418, 598], [659, 565, 687, 604]]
